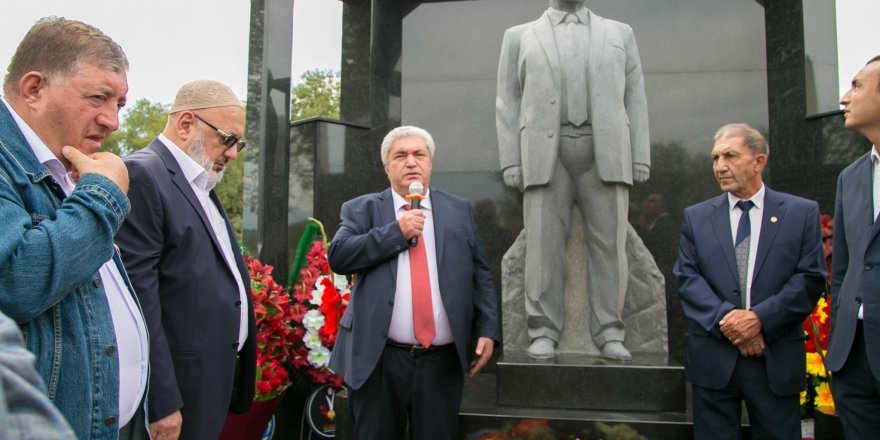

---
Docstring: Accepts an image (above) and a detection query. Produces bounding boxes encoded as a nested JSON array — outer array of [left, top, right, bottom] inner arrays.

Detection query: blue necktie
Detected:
[[735, 200, 754, 308]]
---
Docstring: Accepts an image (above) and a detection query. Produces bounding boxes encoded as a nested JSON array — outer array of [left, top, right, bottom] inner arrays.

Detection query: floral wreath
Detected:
[[288, 218, 351, 389]]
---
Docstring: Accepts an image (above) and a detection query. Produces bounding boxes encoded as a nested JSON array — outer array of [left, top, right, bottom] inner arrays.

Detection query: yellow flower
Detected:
[[814, 381, 835, 413], [806, 351, 827, 377], [815, 297, 829, 324], [800, 390, 807, 406]]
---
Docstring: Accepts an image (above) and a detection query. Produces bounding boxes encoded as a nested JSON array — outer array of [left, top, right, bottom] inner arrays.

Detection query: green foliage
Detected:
[[102, 99, 169, 156], [215, 154, 244, 236], [290, 69, 340, 121]]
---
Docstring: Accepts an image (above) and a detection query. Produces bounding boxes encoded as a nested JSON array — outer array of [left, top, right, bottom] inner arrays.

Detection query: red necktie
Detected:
[[405, 206, 435, 347]]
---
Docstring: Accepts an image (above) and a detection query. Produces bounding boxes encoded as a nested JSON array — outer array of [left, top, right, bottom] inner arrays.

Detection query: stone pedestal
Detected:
[[496, 352, 685, 412]]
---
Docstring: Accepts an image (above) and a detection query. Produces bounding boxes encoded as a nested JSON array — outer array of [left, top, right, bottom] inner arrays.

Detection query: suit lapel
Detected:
[[855, 155, 880, 244], [752, 188, 786, 281], [710, 195, 739, 282], [151, 140, 225, 256], [533, 12, 562, 88], [429, 189, 446, 267], [587, 10, 606, 82], [378, 189, 398, 280]]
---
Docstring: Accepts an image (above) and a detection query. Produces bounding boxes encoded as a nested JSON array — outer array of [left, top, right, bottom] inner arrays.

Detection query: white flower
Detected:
[[303, 330, 323, 350], [303, 309, 325, 331], [308, 345, 331, 368], [310, 276, 328, 306], [332, 273, 348, 291]]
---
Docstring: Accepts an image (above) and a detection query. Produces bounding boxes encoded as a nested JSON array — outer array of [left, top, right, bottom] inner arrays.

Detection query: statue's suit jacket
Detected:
[[496, 8, 650, 188], [116, 139, 256, 439], [327, 188, 500, 390], [827, 153, 880, 380], [674, 188, 825, 396]]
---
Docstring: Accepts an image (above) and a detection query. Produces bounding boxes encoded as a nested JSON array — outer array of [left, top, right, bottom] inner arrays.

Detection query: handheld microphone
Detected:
[[406, 182, 425, 247]]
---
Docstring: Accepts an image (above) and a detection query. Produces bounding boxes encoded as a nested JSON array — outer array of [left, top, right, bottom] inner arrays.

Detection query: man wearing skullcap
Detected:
[[116, 80, 255, 440]]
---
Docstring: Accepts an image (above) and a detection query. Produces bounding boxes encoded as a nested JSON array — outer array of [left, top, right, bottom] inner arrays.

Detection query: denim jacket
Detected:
[[0, 103, 136, 439]]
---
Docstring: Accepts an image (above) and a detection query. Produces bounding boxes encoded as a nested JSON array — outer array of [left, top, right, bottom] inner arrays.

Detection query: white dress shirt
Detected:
[[387, 189, 454, 346], [158, 134, 250, 350], [728, 185, 766, 310], [866, 147, 880, 320], [1, 96, 149, 427]]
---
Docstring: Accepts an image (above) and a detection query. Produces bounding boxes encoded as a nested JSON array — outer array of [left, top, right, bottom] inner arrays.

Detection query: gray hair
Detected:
[[714, 123, 769, 157], [380, 126, 436, 165], [3, 16, 128, 96]]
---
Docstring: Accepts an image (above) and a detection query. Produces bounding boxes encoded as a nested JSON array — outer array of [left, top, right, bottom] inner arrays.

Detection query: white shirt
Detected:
[[728, 185, 765, 310], [387, 189, 454, 346], [866, 147, 879, 320], [1, 96, 149, 427], [158, 134, 249, 350]]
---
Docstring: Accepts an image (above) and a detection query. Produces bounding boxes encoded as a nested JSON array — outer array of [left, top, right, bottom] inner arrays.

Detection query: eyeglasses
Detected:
[[193, 114, 246, 151]]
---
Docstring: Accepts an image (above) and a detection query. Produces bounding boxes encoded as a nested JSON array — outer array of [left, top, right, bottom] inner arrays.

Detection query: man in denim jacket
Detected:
[[0, 18, 149, 439]]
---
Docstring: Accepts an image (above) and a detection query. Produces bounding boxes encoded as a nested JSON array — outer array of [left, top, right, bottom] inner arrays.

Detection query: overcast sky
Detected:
[[0, 1, 874, 110], [0, 0, 342, 107]]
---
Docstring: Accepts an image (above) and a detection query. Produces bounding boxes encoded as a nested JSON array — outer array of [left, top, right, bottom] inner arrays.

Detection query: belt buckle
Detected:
[[409, 345, 418, 357]]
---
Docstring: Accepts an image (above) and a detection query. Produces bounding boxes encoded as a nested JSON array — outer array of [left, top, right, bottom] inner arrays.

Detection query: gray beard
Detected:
[[187, 131, 225, 189]]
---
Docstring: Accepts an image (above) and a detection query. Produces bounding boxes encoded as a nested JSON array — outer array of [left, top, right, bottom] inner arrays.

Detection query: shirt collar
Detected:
[[158, 133, 209, 191], [547, 7, 589, 26], [1, 95, 72, 191], [870, 146, 879, 166], [392, 187, 432, 212], [727, 184, 765, 212]]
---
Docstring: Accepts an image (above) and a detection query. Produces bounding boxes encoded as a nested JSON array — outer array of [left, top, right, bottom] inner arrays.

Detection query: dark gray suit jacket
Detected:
[[116, 139, 256, 439], [327, 188, 499, 390], [828, 153, 880, 380]]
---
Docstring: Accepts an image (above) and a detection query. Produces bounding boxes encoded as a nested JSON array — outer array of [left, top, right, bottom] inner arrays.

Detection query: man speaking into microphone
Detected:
[[328, 126, 500, 440]]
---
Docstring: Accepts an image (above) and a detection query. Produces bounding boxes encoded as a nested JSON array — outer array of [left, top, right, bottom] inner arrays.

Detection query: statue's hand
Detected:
[[633, 163, 650, 183], [503, 166, 524, 192]]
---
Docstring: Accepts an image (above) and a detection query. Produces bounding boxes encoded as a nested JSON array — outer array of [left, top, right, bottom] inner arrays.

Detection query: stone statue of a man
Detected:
[[496, 0, 650, 360]]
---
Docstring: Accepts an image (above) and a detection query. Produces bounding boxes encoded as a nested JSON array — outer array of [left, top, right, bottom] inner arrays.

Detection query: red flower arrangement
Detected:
[[289, 220, 351, 388], [801, 214, 834, 414], [246, 253, 296, 401]]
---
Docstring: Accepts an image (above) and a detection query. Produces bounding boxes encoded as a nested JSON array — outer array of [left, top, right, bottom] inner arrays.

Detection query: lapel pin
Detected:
[[770, 216, 778, 223]]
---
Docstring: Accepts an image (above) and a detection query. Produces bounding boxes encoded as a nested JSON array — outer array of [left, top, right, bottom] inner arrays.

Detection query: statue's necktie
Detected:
[[735, 200, 754, 309], [563, 14, 589, 126], [405, 206, 435, 347]]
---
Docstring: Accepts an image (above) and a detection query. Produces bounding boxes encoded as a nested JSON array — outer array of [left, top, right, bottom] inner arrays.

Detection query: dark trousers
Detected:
[[349, 344, 463, 440], [832, 320, 880, 440], [692, 355, 800, 440]]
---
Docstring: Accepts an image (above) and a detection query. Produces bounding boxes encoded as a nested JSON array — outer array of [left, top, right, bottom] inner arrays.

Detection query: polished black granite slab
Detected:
[[461, 373, 698, 440], [496, 352, 686, 412]]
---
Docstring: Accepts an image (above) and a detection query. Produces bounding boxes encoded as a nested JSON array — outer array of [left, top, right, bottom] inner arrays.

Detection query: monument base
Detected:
[[496, 351, 685, 412]]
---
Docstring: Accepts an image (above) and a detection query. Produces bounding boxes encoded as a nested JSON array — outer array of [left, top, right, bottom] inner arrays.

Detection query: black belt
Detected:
[[386, 341, 454, 357]]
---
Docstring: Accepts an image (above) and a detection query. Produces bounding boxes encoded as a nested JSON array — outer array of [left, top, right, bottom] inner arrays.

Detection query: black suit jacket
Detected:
[[327, 188, 500, 390], [116, 139, 256, 439]]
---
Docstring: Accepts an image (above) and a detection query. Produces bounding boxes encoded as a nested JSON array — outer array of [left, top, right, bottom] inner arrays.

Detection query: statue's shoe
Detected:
[[600, 341, 632, 361], [527, 337, 556, 360]]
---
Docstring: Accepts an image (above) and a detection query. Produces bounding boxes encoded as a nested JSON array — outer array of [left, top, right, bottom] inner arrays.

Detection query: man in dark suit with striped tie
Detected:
[[674, 123, 825, 439]]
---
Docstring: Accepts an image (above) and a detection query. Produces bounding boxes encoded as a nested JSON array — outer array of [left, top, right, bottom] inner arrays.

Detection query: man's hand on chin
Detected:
[[149, 410, 182, 440]]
